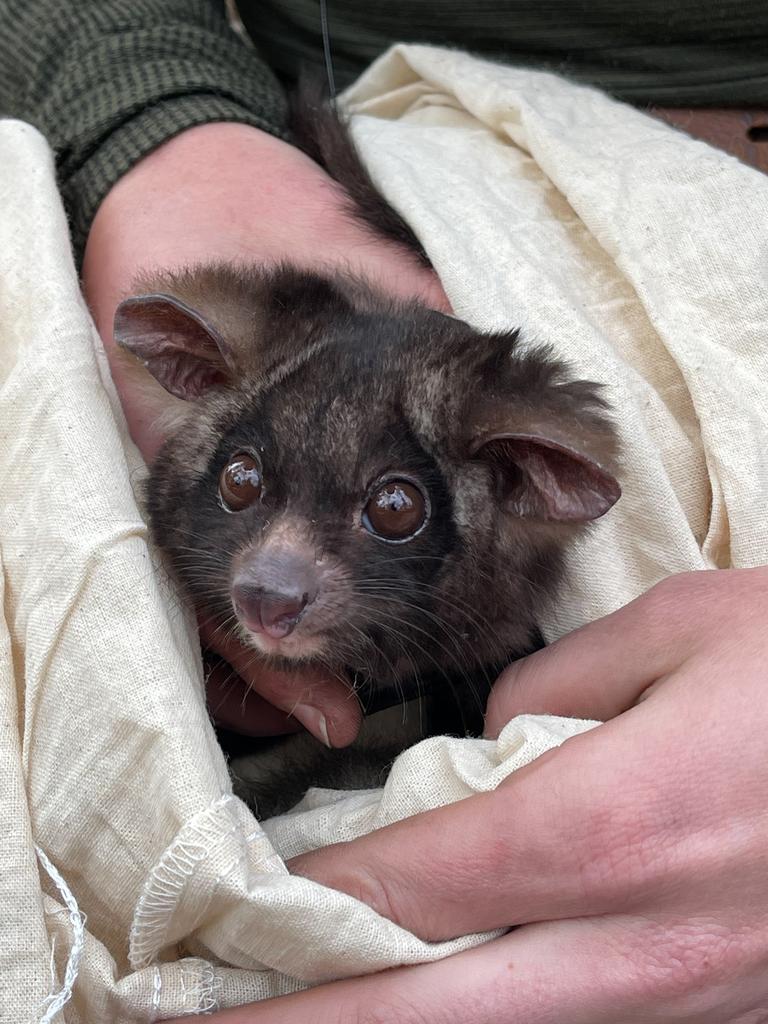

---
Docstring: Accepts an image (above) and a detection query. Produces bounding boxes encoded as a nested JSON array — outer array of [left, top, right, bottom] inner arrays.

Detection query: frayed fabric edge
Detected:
[[129, 794, 260, 971]]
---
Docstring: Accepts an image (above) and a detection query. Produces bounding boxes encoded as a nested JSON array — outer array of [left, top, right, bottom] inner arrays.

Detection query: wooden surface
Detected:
[[648, 107, 768, 174]]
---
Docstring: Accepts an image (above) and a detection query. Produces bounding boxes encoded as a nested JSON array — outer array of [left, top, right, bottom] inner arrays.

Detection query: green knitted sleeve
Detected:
[[0, 0, 290, 262]]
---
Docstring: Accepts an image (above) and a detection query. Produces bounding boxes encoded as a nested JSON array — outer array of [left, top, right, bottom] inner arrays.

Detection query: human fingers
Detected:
[[484, 570, 725, 736], [200, 618, 362, 747], [292, 570, 768, 942], [203, 659, 302, 737], [161, 911, 767, 1024], [289, 704, 674, 940]]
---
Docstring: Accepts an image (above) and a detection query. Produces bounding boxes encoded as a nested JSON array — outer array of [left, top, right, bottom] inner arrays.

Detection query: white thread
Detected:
[[130, 796, 273, 971], [180, 959, 221, 1016], [150, 965, 162, 1020], [214, 849, 247, 887], [130, 795, 241, 969], [46, 937, 57, 996], [35, 845, 85, 1024]]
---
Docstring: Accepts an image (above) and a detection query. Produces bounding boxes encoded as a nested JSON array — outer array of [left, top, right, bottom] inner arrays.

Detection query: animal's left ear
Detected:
[[469, 427, 621, 522]]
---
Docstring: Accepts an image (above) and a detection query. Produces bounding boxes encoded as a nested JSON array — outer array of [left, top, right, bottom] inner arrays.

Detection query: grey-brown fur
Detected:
[[114, 97, 621, 819]]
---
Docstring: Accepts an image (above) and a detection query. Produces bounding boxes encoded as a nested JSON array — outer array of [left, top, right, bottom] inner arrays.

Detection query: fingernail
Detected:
[[293, 704, 332, 747]]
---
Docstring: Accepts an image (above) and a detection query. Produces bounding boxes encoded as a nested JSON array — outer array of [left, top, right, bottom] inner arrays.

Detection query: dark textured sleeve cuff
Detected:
[[63, 92, 288, 262], [0, 1, 290, 263]]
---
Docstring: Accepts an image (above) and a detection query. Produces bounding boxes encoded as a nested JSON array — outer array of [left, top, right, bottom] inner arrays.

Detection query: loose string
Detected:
[[320, 0, 337, 101], [35, 846, 85, 1024]]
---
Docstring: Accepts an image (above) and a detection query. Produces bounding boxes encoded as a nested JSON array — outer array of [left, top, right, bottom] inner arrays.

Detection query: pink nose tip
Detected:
[[233, 583, 311, 639]]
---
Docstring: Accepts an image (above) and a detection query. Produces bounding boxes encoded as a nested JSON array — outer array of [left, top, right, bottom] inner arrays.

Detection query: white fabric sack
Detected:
[[1, 43, 767, 1023]]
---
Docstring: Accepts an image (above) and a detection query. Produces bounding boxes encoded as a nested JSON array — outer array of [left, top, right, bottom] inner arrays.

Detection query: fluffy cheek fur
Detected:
[[440, 464, 567, 658], [145, 395, 581, 687], [146, 434, 446, 681], [147, 438, 561, 683], [144, 406, 239, 617]]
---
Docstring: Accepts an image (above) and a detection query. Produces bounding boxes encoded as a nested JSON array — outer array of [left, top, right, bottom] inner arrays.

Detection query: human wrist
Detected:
[[83, 121, 444, 330], [82, 122, 446, 458]]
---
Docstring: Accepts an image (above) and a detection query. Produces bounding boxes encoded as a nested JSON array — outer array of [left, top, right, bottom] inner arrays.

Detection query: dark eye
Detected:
[[362, 479, 428, 542], [219, 452, 262, 512]]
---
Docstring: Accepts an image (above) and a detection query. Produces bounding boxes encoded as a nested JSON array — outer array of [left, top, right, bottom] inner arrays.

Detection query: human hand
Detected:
[[174, 567, 768, 1022], [83, 122, 448, 744]]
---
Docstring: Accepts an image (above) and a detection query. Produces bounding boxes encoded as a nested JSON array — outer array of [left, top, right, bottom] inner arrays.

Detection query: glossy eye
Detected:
[[362, 479, 428, 542], [219, 452, 263, 512]]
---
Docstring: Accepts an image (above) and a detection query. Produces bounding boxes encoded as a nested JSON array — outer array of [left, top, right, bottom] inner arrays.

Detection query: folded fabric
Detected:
[[1, 43, 766, 1023]]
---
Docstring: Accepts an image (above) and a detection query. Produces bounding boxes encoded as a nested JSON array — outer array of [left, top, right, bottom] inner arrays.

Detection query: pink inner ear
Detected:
[[114, 293, 236, 401], [144, 351, 231, 400], [475, 434, 621, 522]]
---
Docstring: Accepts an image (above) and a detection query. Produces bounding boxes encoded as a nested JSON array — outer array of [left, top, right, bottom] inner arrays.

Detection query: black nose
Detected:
[[233, 582, 313, 639]]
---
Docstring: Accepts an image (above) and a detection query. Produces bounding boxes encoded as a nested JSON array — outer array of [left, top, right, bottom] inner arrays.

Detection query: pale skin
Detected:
[[83, 122, 768, 1022]]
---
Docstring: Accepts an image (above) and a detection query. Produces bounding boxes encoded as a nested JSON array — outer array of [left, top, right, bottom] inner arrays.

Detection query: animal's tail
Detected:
[[289, 73, 431, 267]]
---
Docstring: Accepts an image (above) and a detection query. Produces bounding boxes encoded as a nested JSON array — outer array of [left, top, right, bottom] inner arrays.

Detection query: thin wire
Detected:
[[320, 0, 337, 100]]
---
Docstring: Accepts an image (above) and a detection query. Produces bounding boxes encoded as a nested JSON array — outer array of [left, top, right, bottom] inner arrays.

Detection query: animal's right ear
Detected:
[[113, 294, 238, 400]]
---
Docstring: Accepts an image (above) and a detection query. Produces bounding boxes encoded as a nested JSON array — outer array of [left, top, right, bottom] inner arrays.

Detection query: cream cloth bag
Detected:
[[1, 44, 767, 1023]]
